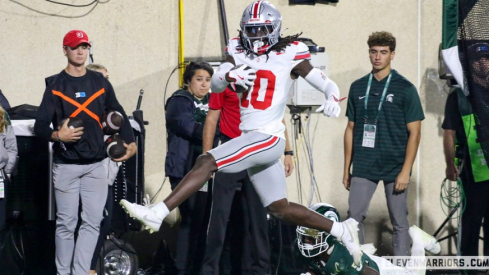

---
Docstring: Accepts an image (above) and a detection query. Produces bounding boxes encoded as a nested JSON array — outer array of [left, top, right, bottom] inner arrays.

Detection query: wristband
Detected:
[[284, 151, 293, 156]]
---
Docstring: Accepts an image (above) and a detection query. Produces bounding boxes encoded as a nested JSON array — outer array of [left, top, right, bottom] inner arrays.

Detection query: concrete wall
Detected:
[[0, 0, 459, 256]]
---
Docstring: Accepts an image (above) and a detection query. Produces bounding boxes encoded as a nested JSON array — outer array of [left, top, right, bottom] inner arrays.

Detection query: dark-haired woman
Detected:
[[165, 61, 216, 274]]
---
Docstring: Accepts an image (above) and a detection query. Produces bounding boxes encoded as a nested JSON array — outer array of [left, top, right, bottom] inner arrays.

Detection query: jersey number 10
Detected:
[[241, 70, 276, 110]]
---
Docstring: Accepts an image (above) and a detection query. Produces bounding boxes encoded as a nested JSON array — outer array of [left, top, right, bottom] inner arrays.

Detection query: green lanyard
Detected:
[[364, 72, 392, 124]]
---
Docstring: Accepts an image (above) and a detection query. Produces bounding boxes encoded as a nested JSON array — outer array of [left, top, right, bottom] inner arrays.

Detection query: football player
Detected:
[[297, 203, 441, 275], [120, 0, 362, 265]]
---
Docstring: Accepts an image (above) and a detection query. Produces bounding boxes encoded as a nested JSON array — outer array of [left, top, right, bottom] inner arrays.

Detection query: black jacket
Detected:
[[34, 70, 134, 164], [165, 90, 214, 178]]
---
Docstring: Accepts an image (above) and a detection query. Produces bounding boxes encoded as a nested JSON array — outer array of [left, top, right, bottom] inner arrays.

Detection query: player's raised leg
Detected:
[[248, 159, 363, 265], [120, 154, 217, 232], [121, 131, 283, 233]]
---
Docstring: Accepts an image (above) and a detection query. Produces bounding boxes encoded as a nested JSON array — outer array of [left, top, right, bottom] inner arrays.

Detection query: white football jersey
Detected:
[[226, 38, 310, 139]]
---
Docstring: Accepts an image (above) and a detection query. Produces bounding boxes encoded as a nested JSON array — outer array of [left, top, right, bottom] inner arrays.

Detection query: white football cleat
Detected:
[[409, 225, 441, 254], [120, 199, 162, 233], [339, 218, 363, 266]]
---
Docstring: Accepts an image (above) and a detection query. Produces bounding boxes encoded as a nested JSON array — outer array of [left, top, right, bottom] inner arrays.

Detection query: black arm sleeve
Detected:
[[34, 86, 56, 141], [441, 91, 462, 131]]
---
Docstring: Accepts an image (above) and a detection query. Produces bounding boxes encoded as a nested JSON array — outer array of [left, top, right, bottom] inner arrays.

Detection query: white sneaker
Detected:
[[409, 225, 441, 254], [339, 218, 363, 266], [120, 199, 163, 233]]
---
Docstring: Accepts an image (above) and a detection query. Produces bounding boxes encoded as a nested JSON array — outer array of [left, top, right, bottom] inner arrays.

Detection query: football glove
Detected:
[[316, 95, 341, 117], [360, 243, 377, 255], [227, 64, 256, 91]]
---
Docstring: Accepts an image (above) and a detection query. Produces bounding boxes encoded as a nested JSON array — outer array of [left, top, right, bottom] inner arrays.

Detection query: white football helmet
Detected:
[[240, 1, 282, 54], [296, 203, 340, 258]]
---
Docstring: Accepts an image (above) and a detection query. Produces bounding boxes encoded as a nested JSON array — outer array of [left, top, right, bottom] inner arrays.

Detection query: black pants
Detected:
[[0, 173, 9, 243], [90, 185, 113, 270], [170, 176, 210, 275], [0, 194, 4, 239], [460, 176, 489, 258], [201, 134, 270, 275]]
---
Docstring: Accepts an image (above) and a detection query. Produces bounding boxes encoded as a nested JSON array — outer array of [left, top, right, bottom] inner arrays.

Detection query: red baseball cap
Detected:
[[63, 30, 91, 48]]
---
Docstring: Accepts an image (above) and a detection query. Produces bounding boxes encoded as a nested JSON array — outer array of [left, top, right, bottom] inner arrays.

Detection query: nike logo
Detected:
[[359, 96, 366, 100], [143, 214, 160, 224], [238, 75, 244, 80], [332, 96, 348, 103]]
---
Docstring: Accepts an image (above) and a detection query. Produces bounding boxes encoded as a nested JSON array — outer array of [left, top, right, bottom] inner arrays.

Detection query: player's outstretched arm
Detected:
[[292, 60, 341, 117], [211, 55, 257, 94], [211, 55, 236, 93]]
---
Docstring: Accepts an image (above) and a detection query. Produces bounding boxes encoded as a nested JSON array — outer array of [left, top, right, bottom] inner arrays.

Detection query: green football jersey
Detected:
[[302, 240, 379, 275]]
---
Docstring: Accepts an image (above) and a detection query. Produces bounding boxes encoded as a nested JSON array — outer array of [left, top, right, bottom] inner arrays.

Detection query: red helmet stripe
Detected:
[[252, 1, 261, 19]]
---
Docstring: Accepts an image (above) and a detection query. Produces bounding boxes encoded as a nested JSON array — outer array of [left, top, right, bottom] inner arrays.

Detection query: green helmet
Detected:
[[296, 203, 340, 258]]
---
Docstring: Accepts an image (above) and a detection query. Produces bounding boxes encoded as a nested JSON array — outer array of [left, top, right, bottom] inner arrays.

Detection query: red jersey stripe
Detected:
[[216, 136, 279, 168], [294, 53, 311, 60]]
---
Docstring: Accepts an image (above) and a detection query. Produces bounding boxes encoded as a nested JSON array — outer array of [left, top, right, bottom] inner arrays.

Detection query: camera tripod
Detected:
[[433, 202, 484, 250], [433, 203, 460, 243]]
